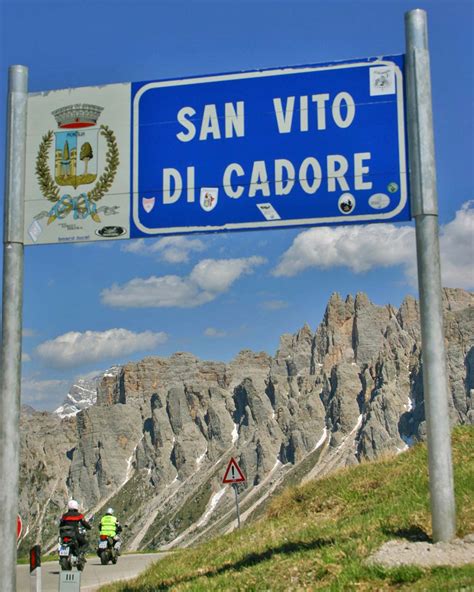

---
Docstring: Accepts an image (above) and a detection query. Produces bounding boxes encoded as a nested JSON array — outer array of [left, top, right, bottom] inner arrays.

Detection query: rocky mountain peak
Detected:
[[19, 289, 473, 556], [54, 376, 100, 418], [443, 287, 474, 311]]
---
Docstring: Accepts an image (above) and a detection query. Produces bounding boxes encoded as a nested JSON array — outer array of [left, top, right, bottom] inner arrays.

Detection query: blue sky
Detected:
[[1, 0, 473, 410]]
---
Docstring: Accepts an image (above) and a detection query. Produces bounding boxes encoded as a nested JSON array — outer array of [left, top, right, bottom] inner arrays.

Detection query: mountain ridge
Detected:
[[18, 288, 473, 555]]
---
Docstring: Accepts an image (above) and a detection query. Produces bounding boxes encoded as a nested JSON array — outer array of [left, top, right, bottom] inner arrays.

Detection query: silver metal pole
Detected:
[[0, 64, 28, 591], [233, 484, 241, 528], [405, 10, 456, 542]]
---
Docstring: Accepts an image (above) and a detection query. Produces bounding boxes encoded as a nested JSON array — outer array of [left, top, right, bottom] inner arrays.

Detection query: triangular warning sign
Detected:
[[222, 457, 246, 484]]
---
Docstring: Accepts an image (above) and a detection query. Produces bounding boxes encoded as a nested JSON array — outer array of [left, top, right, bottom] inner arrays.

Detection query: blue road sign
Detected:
[[130, 55, 409, 238], [24, 55, 410, 246]]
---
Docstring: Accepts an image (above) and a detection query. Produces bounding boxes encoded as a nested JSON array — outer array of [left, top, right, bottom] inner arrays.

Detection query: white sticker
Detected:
[[257, 203, 281, 220], [142, 197, 156, 213], [338, 193, 355, 215], [368, 193, 391, 210], [200, 187, 218, 212], [370, 66, 395, 96], [28, 220, 43, 242]]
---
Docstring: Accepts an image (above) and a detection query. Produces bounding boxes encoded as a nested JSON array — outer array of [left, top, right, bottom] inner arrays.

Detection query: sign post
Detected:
[[233, 485, 241, 530], [223, 458, 246, 529], [0, 64, 28, 592], [405, 9, 456, 542], [29, 545, 41, 592], [59, 570, 81, 591]]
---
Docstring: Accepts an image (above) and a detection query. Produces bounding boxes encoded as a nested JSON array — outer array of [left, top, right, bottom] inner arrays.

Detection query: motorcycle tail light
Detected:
[[100, 535, 108, 540], [63, 537, 71, 542]]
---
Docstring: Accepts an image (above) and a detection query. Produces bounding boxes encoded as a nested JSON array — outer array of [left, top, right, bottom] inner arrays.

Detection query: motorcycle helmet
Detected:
[[106, 507, 114, 515], [68, 500, 79, 511]]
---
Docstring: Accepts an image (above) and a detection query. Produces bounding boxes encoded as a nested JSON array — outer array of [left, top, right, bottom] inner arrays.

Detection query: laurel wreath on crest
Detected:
[[35, 131, 60, 203], [87, 126, 120, 203], [35, 124, 119, 211]]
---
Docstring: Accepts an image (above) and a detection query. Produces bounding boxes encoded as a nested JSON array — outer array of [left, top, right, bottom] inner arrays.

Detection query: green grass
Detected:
[[100, 426, 474, 591]]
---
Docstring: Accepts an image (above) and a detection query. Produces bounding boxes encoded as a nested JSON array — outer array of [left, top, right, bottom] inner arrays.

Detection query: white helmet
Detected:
[[106, 507, 114, 515], [68, 500, 79, 511]]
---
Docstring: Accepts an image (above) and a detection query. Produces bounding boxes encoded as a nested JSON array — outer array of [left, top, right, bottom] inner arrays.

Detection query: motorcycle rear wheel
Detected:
[[59, 556, 71, 571], [100, 550, 109, 565]]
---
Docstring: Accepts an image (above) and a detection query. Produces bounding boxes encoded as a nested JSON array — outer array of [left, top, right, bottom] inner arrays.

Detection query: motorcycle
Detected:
[[58, 531, 86, 571], [97, 534, 121, 565]]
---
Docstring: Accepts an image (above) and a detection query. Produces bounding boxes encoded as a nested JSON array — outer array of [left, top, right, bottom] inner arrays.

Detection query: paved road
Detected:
[[17, 553, 166, 591]]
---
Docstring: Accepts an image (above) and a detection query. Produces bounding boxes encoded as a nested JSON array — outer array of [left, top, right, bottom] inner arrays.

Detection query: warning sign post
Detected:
[[223, 458, 246, 528]]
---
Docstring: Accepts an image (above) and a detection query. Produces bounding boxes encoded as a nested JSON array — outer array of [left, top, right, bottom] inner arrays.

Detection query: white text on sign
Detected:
[[175, 93, 356, 142], [160, 92, 366, 206], [162, 153, 372, 204]]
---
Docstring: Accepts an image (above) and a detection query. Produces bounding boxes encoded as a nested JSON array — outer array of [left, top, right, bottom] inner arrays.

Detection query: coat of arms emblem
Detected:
[[142, 197, 156, 213], [35, 104, 119, 224]]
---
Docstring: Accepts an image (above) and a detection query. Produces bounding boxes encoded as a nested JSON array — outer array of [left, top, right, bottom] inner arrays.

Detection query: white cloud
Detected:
[[204, 327, 227, 338], [273, 202, 474, 289], [102, 275, 214, 308], [21, 377, 69, 406], [439, 201, 474, 289], [190, 257, 266, 292], [102, 256, 266, 308], [36, 328, 168, 369], [121, 239, 147, 255], [154, 237, 207, 263], [274, 223, 416, 277], [22, 352, 31, 362], [122, 236, 206, 263], [261, 299, 289, 310], [75, 369, 106, 382]]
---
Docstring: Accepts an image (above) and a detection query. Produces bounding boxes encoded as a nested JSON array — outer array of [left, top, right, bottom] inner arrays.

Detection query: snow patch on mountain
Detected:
[[54, 367, 121, 418]]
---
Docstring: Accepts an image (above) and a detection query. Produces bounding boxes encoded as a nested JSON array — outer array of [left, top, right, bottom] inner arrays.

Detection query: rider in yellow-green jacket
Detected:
[[99, 508, 122, 552]]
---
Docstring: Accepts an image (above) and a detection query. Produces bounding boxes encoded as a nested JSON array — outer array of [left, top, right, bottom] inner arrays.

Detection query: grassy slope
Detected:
[[100, 427, 474, 591]]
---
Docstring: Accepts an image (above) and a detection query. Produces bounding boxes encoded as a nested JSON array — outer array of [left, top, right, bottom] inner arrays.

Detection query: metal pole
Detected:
[[405, 10, 456, 542], [0, 64, 28, 591], [233, 484, 241, 528], [30, 567, 41, 592]]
